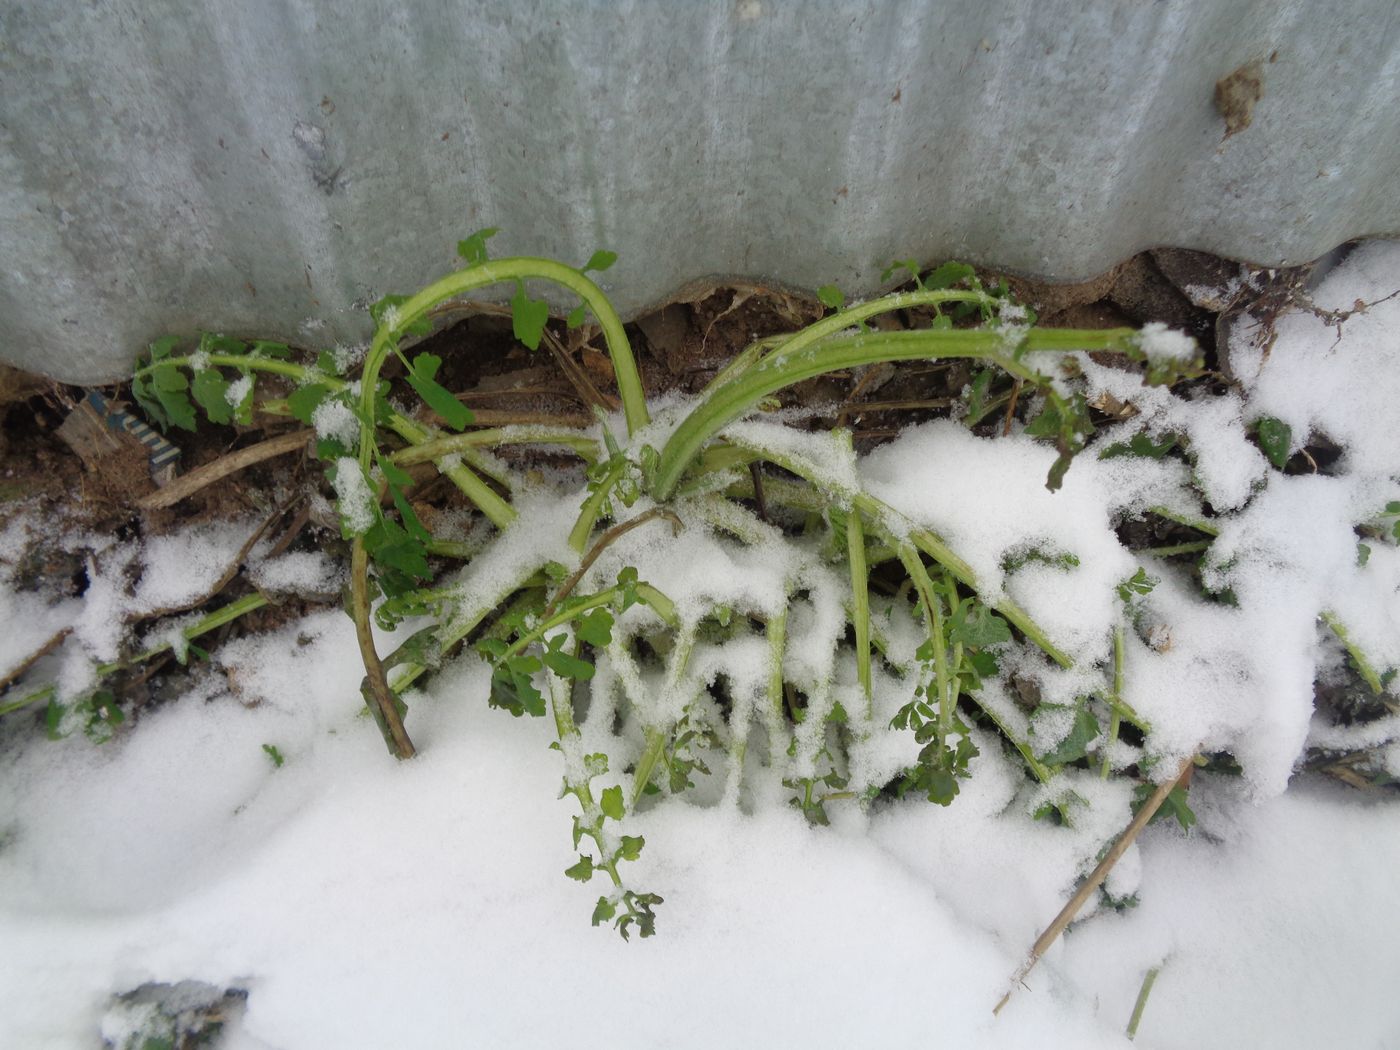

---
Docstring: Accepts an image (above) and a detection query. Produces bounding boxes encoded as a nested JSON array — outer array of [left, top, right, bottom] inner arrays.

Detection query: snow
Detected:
[[310, 397, 358, 449], [330, 458, 377, 534], [2, 242, 1399, 1048], [1137, 321, 1198, 362]]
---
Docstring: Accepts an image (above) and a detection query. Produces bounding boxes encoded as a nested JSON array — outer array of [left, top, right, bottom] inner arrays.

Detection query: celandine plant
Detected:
[[123, 232, 1204, 937]]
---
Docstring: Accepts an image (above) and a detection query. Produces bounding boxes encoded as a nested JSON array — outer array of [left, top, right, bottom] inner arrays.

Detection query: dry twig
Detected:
[[993, 755, 1196, 1015], [136, 430, 312, 510]]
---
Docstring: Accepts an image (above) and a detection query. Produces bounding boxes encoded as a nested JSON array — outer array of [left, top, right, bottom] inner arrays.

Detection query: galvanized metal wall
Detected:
[[3, 0, 1398, 383]]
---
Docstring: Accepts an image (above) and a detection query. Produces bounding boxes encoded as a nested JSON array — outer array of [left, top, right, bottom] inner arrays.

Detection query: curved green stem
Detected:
[[358, 258, 648, 471], [898, 544, 951, 754], [652, 326, 1135, 499], [569, 460, 626, 553]]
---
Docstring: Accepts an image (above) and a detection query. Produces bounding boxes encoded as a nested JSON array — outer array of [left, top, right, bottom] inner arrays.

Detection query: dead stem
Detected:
[[993, 755, 1195, 1015], [540, 325, 619, 413], [0, 628, 73, 693], [541, 507, 683, 621], [351, 539, 416, 759], [136, 429, 312, 510]]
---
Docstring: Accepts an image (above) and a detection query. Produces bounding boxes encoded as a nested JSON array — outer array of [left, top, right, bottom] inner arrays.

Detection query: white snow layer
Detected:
[[1, 242, 1399, 1048]]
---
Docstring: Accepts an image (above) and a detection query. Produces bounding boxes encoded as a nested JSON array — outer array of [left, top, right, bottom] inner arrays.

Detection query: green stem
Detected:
[[358, 258, 648, 466], [1321, 610, 1386, 695], [392, 428, 600, 466], [653, 326, 1135, 499], [1147, 505, 1220, 537], [0, 593, 271, 719], [1126, 966, 1161, 1040], [1101, 627, 1125, 780], [715, 436, 1070, 669], [632, 729, 668, 807], [134, 353, 323, 386], [1141, 540, 1213, 557], [384, 562, 548, 695], [381, 413, 517, 530], [499, 588, 622, 664], [897, 544, 951, 755], [847, 505, 872, 714], [767, 609, 788, 765], [569, 460, 626, 553]]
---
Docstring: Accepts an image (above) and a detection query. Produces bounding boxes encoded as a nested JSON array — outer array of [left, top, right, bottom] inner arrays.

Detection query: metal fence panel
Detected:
[[3, 0, 1398, 382]]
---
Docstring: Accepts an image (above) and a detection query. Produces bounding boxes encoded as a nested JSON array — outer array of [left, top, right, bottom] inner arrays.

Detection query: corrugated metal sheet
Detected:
[[3, 0, 1399, 383]]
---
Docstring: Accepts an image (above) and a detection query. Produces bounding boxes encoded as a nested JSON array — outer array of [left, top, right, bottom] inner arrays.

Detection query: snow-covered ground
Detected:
[[2, 242, 1399, 1049]]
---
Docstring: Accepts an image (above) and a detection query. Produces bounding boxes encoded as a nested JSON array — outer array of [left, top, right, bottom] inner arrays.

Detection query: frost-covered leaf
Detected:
[[1037, 705, 1101, 766], [288, 383, 333, 426], [1254, 416, 1292, 470], [191, 368, 233, 425], [948, 603, 1011, 648]]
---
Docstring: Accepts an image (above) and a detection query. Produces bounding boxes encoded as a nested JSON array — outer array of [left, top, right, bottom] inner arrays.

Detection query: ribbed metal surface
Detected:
[[3, 0, 1398, 383]]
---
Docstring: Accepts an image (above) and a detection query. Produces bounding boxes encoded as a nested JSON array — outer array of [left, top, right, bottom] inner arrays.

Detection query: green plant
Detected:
[[114, 236, 1206, 936]]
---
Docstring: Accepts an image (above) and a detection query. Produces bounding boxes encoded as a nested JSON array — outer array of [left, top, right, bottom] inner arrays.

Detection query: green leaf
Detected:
[[963, 368, 997, 428], [405, 353, 473, 430], [147, 363, 198, 431], [148, 335, 180, 362], [191, 368, 233, 425], [362, 519, 430, 580], [1117, 567, 1158, 602], [1134, 782, 1196, 831], [1099, 432, 1177, 460], [616, 566, 640, 611], [1025, 401, 1063, 438], [949, 602, 1012, 648], [617, 835, 644, 862], [488, 655, 545, 718], [924, 261, 975, 290], [1254, 417, 1292, 469], [582, 249, 617, 274], [1037, 705, 1101, 765], [250, 340, 292, 360], [382, 472, 431, 546], [564, 855, 595, 882], [199, 333, 246, 355], [880, 259, 922, 286], [591, 896, 617, 927], [511, 281, 550, 350], [816, 284, 845, 309], [600, 785, 624, 821], [262, 743, 285, 768], [566, 304, 588, 329], [1358, 542, 1372, 567], [576, 607, 614, 647], [923, 767, 960, 806], [288, 383, 333, 425], [542, 635, 595, 680], [456, 227, 499, 265], [131, 371, 167, 429], [584, 752, 609, 778]]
